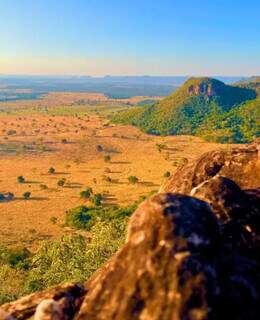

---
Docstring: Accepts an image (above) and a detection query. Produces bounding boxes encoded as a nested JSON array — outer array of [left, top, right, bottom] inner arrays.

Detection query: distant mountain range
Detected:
[[0, 75, 245, 99], [112, 77, 260, 143]]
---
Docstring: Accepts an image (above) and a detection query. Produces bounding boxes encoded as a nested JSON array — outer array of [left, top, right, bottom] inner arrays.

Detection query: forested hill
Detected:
[[112, 77, 259, 143]]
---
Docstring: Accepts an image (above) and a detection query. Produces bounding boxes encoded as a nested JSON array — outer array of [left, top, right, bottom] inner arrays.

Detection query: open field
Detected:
[[0, 97, 232, 249]]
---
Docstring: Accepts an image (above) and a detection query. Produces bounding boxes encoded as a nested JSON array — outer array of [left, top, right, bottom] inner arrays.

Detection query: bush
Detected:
[[96, 145, 103, 152], [163, 171, 171, 178], [17, 176, 25, 183], [91, 193, 103, 206], [6, 130, 17, 136], [57, 178, 66, 187], [23, 192, 31, 200], [102, 175, 112, 183], [50, 216, 58, 224], [104, 155, 111, 163], [40, 184, 48, 190], [128, 176, 139, 184], [80, 187, 93, 199], [48, 167, 55, 174], [65, 206, 93, 230], [0, 246, 30, 267]]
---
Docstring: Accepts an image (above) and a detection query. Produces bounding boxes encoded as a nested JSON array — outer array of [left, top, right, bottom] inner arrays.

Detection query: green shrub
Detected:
[[80, 187, 93, 199], [163, 171, 171, 178], [50, 216, 58, 224], [0, 246, 30, 267], [104, 155, 111, 163], [23, 192, 31, 200], [57, 178, 66, 187], [91, 193, 102, 206], [48, 167, 55, 174], [65, 206, 93, 230], [128, 176, 139, 184], [17, 176, 25, 183]]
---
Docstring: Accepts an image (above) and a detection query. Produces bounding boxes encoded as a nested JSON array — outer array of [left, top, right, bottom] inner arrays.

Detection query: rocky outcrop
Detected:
[[188, 83, 215, 97], [1, 140, 259, 320], [160, 138, 260, 194], [0, 284, 85, 320]]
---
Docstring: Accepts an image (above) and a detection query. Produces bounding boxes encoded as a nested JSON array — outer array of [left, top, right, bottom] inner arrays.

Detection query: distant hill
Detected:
[[0, 75, 243, 100], [235, 76, 260, 95], [112, 77, 259, 143]]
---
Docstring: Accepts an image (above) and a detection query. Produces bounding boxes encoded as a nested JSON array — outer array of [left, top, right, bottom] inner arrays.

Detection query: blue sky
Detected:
[[0, 0, 260, 75]]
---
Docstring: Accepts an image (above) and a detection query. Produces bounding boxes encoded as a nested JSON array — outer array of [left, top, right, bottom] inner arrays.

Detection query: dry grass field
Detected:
[[0, 95, 230, 249]]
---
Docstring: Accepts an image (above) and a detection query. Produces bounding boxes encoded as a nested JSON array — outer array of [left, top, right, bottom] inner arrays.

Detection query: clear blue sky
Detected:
[[1, 0, 260, 76]]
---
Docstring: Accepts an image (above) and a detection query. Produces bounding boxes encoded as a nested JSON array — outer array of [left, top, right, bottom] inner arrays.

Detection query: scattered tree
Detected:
[[48, 167, 55, 174], [57, 178, 66, 187], [50, 216, 58, 224], [128, 176, 139, 184], [23, 192, 31, 200], [17, 176, 25, 184], [104, 155, 111, 163], [163, 171, 171, 178], [80, 187, 93, 199], [91, 193, 103, 206]]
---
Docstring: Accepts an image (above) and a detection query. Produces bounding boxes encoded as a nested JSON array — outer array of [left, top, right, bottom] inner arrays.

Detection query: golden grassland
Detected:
[[0, 94, 231, 249]]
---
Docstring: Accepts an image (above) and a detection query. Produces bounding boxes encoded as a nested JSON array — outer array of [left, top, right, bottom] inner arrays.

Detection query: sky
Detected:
[[0, 0, 260, 76]]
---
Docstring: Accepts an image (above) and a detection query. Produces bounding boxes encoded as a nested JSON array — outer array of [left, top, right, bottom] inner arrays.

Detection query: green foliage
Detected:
[[0, 246, 30, 267], [128, 176, 139, 184], [104, 155, 111, 162], [163, 171, 171, 178], [23, 192, 31, 200], [65, 206, 93, 230], [57, 178, 66, 187], [112, 78, 259, 143], [48, 167, 55, 174], [17, 176, 25, 183], [91, 193, 103, 206], [80, 187, 93, 199], [0, 194, 153, 303], [50, 216, 58, 224]]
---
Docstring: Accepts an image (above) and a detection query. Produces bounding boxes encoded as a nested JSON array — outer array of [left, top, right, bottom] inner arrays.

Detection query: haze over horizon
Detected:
[[1, 0, 260, 76]]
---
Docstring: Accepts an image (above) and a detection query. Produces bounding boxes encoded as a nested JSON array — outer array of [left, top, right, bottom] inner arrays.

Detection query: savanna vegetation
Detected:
[[112, 78, 259, 143], [0, 196, 149, 304]]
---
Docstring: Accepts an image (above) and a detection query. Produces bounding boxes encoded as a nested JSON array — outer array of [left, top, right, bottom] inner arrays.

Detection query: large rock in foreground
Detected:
[[160, 138, 260, 194], [1, 141, 259, 320]]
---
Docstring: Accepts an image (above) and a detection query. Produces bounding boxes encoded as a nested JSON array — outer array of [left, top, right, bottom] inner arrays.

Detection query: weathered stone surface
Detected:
[[0, 284, 85, 320], [77, 194, 221, 320], [75, 193, 259, 320], [160, 139, 260, 194]]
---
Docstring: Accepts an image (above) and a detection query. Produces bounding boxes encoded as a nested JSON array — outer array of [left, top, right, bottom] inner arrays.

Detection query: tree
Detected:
[[96, 145, 103, 152], [23, 192, 31, 200], [57, 178, 66, 187], [163, 171, 171, 178], [104, 155, 111, 163], [80, 187, 93, 199], [17, 176, 25, 184], [48, 167, 55, 174], [128, 176, 139, 184], [91, 193, 102, 206]]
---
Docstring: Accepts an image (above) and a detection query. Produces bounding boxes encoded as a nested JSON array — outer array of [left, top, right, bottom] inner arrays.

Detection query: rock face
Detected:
[[1, 140, 259, 320]]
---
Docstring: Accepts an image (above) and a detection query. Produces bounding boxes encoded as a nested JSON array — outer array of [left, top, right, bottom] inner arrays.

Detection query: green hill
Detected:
[[112, 77, 259, 143], [236, 76, 260, 95]]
